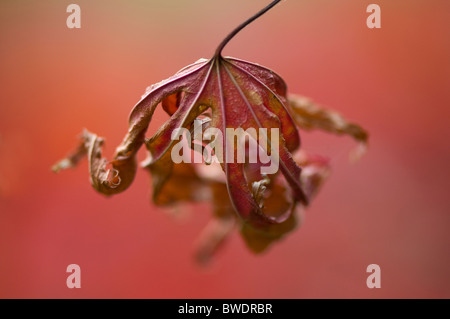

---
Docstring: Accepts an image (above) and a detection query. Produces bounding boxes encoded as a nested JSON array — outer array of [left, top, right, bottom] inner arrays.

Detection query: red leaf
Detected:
[[53, 0, 368, 261]]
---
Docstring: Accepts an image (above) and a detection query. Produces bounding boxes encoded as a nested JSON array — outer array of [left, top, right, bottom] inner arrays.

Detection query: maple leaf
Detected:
[[53, 0, 368, 262]]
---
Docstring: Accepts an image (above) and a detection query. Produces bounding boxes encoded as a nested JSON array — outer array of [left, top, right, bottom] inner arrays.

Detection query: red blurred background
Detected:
[[0, 0, 449, 298]]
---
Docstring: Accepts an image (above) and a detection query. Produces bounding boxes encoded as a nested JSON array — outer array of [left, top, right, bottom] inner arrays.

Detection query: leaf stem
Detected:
[[214, 0, 282, 58]]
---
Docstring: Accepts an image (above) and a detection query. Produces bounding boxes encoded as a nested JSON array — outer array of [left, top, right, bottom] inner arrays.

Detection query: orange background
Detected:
[[0, 0, 449, 298]]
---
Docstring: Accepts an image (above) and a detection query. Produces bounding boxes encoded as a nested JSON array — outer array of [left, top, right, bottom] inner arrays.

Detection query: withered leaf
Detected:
[[287, 94, 369, 161], [53, 0, 368, 262]]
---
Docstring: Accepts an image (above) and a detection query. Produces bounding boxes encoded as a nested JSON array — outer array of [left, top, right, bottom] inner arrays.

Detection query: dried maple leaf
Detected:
[[53, 0, 368, 262], [287, 94, 369, 162]]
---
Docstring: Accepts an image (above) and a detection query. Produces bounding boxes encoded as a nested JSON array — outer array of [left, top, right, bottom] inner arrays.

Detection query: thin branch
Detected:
[[214, 0, 282, 58]]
